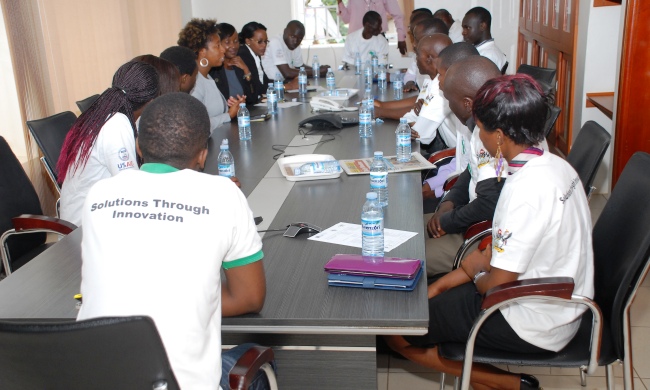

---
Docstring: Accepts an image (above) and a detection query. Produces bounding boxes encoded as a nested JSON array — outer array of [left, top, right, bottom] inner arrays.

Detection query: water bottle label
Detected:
[[359, 112, 371, 125], [372, 58, 378, 66], [361, 217, 383, 237], [370, 172, 388, 189], [274, 81, 283, 89], [397, 134, 410, 147], [367, 98, 374, 106], [238, 117, 250, 127], [267, 92, 277, 102], [298, 74, 307, 84], [327, 77, 335, 88], [218, 164, 235, 177]]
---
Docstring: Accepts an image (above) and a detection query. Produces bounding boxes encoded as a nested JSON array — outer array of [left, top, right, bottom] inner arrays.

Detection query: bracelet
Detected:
[[473, 270, 487, 284], [243, 73, 252, 81]]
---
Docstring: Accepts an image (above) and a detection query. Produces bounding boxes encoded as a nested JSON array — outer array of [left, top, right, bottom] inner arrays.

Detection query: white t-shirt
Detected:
[[77, 165, 263, 389], [448, 20, 463, 43], [476, 39, 507, 72], [490, 151, 594, 352], [59, 113, 138, 226], [342, 29, 389, 65], [402, 76, 456, 145], [262, 34, 304, 80], [403, 55, 426, 89]]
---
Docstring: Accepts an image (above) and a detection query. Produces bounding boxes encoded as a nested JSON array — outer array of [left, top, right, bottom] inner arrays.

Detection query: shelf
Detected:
[[586, 92, 614, 119]]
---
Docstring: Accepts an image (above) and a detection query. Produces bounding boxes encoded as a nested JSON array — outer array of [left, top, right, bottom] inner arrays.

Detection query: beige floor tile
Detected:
[[551, 365, 607, 377], [377, 372, 388, 390], [589, 194, 608, 224], [389, 355, 437, 373], [534, 374, 645, 389], [387, 371, 455, 390], [642, 274, 650, 288], [377, 352, 389, 373], [632, 327, 650, 378], [631, 287, 650, 327]]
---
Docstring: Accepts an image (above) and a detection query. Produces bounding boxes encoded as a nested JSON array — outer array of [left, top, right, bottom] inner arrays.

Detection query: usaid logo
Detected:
[[118, 147, 129, 161]]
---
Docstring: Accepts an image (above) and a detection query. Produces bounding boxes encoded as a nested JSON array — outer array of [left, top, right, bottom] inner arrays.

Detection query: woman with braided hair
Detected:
[[57, 60, 159, 226], [178, 18, 245, 134]]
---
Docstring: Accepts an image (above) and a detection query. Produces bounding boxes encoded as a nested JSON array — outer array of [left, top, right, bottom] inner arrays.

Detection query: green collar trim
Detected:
[[140, 163, 179, 174]]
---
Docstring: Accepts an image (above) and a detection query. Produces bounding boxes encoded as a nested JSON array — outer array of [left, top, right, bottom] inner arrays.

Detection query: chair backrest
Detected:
[[566, 120, 611, 196], [592, 152, 650, 359], [0, 316, 180, 390], [543, 106, 562, 138], [26, 111, 77, 182], [0, 136, 46, 262], [516, 64, 557, 86], [76, 94, 100, 113]]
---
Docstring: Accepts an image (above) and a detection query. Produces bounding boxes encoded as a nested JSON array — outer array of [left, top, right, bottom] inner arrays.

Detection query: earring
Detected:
[[199, 58, 209, 67], [494, 142, 504, 182]]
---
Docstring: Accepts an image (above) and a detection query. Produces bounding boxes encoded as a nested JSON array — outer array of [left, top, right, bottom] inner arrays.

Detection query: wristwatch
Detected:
[[243, 73, 252, 81], [473, 270, 487, 284]]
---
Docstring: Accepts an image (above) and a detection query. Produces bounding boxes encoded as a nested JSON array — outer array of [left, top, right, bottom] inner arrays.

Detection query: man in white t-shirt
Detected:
[[77, 93, 272, 390], [342, 11, 388, 65], [462, 6, 508, 73], [433, 9, 463, 43], [262, 20, 328, 81]]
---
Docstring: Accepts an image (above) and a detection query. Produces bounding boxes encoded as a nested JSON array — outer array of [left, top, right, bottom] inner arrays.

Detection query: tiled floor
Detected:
[[380, 194, 650, 389]]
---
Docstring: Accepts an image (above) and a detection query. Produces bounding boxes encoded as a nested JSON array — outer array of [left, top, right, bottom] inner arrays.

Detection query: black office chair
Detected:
[[566, 120, 612, 199], [0, 316, 276, 390], [517, 64, 557, 86], [543, 106, 561, 138], [76, 94, 100, 113], [0, 136, 76, 276], [26, 111, 77, 194], [438, 152, 650, 390]]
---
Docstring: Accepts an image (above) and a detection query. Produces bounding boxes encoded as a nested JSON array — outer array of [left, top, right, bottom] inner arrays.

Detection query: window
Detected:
[[298, 0, 347, 45]]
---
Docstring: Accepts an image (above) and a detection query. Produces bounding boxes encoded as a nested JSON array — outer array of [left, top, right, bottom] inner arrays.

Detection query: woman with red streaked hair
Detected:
[[57, 61, 159, 226], [386, 74, 594, 390]]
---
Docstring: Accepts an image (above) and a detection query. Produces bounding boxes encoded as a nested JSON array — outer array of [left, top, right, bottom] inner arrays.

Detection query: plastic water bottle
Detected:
[[237, 103, 251, 140], [266, 83, 277, 115], [369, 151, 388, 207], [396, 118, 411, 162], [326, 67, 336, 92], [364, 61, 372, 88], [294, 160, 341, 175], [312, 55, 320, 80], [217, 139, 235, 177], [371, 54, 379, 77], [298, 66, 308, 95], [274, 73, 285, 102], [364, 88, 374, 121], [393, 79, 403, 100], [359, 102, 372, 138], [361, 192, 384, 257], [377, 65, 387, 91], [354, 52, 362, 75]]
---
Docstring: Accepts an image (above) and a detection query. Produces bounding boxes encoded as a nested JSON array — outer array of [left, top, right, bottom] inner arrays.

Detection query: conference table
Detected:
[[0, 71, 429, 389]]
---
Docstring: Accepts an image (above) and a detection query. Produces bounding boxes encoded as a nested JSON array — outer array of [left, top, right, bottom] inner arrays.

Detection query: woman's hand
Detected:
[[227, 95, 247, 118], [225, 57, 250, 75]]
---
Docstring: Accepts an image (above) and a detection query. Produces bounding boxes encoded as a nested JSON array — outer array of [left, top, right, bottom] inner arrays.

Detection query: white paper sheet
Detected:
[[254, 101, 304, 108], [308, 222, 418, 252]]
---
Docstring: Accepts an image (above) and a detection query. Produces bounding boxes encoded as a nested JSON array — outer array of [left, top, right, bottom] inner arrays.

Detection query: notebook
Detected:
[[327, 265, 423, 291], [323, 254, 422, 279]]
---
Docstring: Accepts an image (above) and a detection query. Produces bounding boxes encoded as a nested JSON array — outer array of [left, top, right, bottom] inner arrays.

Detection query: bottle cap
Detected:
[[328, 67, 332, 72], [400, 118, 408, 124], [222, 139, 228, 145], [300, 66, 305, 70], [366, 192, 378, 200], [239, 103, 245, 107], [374, 151, 383, 157]]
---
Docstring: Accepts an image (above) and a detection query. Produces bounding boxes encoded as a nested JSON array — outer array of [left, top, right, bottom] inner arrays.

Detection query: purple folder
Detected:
[[324, 254, 422, 279]]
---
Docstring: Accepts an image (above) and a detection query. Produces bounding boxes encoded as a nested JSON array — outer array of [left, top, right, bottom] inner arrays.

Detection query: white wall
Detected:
[[0, 5, 28, 162], [415, 0, 520, 74], [572, 4, 622, 194]]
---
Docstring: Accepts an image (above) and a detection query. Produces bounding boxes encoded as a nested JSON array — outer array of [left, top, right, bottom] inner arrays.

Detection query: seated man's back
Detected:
[[78, 93, 265, 389]]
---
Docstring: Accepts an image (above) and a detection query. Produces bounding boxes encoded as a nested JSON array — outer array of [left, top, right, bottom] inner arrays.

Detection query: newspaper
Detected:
[[339, 152, 434, 175]]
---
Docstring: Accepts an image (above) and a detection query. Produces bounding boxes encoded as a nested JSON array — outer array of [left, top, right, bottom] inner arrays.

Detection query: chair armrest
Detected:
[[443, 173, 460, 192], [428, 147, 456, 164], [12, 214, 77, 235], [481, 277, 575, 310], [229, 346, 275, 390], [463, 220, 492, 241]]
